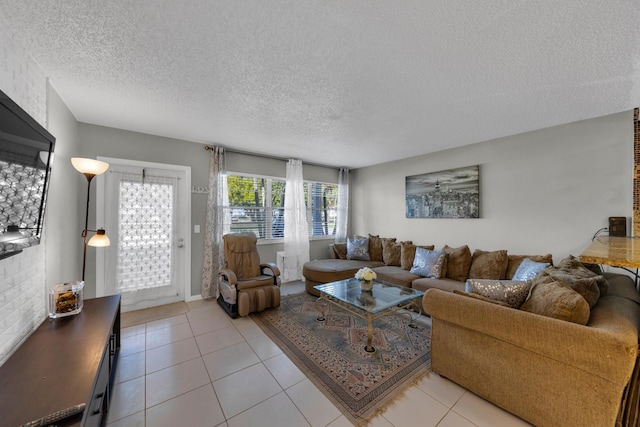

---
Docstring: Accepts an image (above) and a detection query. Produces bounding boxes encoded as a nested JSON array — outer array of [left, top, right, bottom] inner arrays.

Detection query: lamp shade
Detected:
[[71, 157, 109, 176], [88, 229, 110, 247]]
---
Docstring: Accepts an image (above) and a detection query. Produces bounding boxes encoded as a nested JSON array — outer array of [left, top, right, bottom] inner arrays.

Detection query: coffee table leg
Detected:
[[365, 313, 375, 353], [316, 298, 328, 322]]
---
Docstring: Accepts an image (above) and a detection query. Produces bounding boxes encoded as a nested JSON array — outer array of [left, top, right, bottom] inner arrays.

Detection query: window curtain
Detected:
[[335, 167, 349, 243], [283, 159, 309, 282], [201, 146, 229, 299]]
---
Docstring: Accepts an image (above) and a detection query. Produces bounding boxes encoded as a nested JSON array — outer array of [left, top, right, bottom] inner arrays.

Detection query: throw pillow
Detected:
[[382, 238, 402, 266], [506, 254, 553, 279], [442, 245, 472, 281], [512, 258, 550, 281], [468, 249, 509, 280], [347, 237, 370, 261], [332, 243, 347, 260], [368, 234, 384, 262], [401, 242, 435, 270], [410, 248, 446, 278], [465, 278, 532, 308], [453, 290, 512, 308], [520, 280, 590, 325], [557, 255, 609, 297]]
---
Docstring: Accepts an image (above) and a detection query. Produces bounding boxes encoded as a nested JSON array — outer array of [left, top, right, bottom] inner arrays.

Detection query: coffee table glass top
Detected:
[[314, 278, 424, 314]]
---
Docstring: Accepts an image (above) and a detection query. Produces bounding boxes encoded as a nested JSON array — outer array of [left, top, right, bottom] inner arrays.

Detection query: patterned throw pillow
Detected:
[[347, 237, 370, 261], [465, 278, 532, 308], [512, 258, 550, 281], [410, 248, 446, 278]]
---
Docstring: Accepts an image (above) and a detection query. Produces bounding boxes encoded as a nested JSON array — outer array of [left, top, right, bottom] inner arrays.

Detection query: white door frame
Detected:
[[95, 157, 191, 304]]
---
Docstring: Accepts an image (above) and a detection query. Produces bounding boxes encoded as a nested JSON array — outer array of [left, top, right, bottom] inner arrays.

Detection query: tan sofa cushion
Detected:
[[401, 242, 435, 270], [382, 239, 403, 266], [333, 243, 347, 260], [468, 249, 508, 280], [372, 265, 421, 287], [442, 245, 472, 281], [520, 280, 590, 325], [536, 256, 605, 308], [368, 234, 384, 262]]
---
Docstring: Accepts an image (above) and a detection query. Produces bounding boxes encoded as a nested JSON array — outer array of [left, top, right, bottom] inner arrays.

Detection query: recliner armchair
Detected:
[[217, 232, 281, 318]]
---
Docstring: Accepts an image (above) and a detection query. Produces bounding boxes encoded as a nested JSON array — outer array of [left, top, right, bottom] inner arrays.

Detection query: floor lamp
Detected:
[[71, 157, 111, 282]]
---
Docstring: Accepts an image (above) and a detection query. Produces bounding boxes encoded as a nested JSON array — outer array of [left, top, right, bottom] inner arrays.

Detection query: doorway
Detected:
[[96, 158, 191, 312]]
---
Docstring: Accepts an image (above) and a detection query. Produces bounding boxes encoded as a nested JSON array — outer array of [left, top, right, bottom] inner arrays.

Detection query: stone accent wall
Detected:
[[0, 16, 49, 366], [634, 108, 640, 237]]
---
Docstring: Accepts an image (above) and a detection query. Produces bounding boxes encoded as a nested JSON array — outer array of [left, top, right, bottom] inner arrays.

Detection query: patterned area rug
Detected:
[[251, 292, 431, 425]]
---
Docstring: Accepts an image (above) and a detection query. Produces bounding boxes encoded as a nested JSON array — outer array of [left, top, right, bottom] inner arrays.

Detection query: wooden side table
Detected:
[[579, 236, 640, 290]]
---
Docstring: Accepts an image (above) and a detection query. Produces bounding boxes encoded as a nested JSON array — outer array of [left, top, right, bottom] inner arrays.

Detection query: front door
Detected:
[[96, 158, 191, 312]]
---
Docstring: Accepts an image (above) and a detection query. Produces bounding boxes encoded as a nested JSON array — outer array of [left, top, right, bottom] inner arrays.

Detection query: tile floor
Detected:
[[106, 283, 531, 427]]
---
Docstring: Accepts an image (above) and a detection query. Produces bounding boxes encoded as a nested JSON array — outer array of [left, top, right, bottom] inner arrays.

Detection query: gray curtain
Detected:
[[201, 146, 227, 298]]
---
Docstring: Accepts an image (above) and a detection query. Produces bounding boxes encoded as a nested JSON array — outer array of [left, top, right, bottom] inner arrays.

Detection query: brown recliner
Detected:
[[217, 233, 281, 318]]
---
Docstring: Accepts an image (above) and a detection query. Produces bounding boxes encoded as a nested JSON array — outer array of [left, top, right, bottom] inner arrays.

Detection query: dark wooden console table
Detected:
[[0, 295, 121, 427]]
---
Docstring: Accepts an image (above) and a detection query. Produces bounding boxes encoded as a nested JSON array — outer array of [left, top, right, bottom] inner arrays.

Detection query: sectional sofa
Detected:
[[301, 234, 640, 427]]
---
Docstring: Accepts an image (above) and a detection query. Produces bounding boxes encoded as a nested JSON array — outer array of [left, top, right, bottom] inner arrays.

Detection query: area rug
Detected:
[[251, 292, 431, 425]]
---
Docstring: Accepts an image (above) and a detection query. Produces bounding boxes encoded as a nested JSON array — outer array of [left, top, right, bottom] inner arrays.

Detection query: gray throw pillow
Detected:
[[465, 278, 532, 308], [410, 248, 445, 278], [347, 237, 370, 261], [512, 258, 550, 281]]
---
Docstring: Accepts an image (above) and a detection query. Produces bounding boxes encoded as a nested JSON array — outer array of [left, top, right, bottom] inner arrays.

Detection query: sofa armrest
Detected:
[[423, 288, 639, 384]]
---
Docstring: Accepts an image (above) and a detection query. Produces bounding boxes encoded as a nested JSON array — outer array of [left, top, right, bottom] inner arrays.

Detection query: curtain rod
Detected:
[[203, 145, 345, 171]]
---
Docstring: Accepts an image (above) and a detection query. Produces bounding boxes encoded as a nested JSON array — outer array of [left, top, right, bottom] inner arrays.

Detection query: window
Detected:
[[226, 173, 338, 241]]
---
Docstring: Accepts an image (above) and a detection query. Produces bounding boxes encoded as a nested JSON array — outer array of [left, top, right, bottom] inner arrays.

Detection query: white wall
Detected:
[[0, 18, 49, 365], [351, 111, 633, 263]]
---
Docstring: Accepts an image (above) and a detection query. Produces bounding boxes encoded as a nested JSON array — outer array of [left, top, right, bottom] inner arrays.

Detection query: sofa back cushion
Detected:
[[347, 237, 371, 261], [382, 238, 402, 266], [401, 242, 435, 270], [442, 245, 472, 281], [469, 249, 508, 280], [506, 254, 553, 279], [410, 248, 446, 278], [368, 234, 384, 262]]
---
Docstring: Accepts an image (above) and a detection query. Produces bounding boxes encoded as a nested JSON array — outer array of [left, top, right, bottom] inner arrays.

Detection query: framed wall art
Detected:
[[405, 165, 479, 218]]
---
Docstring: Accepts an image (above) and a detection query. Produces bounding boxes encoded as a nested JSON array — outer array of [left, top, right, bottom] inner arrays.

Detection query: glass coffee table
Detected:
[[314, 278, 424, 353]]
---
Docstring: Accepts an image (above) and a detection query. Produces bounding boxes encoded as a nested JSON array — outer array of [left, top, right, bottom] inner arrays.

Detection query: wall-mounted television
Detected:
[[0, 89, 55, 260]]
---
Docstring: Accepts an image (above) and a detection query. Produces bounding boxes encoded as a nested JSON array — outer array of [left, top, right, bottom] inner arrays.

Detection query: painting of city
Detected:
[[405, 165, 479, 218]]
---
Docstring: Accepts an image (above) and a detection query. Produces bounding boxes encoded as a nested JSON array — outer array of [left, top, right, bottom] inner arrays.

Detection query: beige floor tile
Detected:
[[231, 316, 266, 340], [378, 386, 449, 427], [416, 372, 466, 407], [145, 314, 189, 332], [119, 332, 145, 357], [145, 357, 211, 408], [286, 379, 342, 427], [146, 336, 201, 373], [189, 311, 234, 336], [196, 326, 246, 355], [202, 341, 261, 381], [121, 323, 145, 338], [437, 410, 478, 427], [146, 384, 225, 427], [213, 363, 282, 419], [114, 351, 145, 384], [247, 334, 282, 360], [227, 391, 310, 427], [263, 353, 306, 389], [108, 376, 146, 423], [451, 392, 532, 427], [145, 321, 194, 350], [106, 410, 145, 427], [326, 415, 357, 427]]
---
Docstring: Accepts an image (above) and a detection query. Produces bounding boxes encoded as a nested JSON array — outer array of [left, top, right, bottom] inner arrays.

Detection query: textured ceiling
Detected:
[[1, 1, 639, 168]]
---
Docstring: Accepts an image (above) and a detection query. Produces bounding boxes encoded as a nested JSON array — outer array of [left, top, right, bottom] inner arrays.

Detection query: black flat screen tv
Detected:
[[0, 89, 55, 260]]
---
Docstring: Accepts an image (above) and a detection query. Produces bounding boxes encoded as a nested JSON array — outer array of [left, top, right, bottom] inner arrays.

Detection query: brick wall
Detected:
[[0, 15, 49, 366]]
